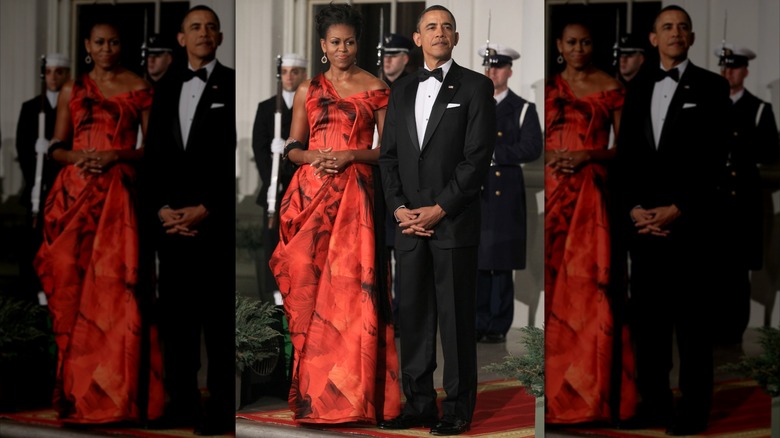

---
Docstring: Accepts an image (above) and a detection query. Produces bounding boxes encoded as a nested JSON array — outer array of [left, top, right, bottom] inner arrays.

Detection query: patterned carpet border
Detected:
[[236, 379, 536, 437], [0, 409, 232, 437], [562, 380, 771, 438]]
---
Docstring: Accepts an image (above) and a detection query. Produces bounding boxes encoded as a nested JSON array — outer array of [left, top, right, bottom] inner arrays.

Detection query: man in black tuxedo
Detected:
[[615, 5, 730, 435], [378, 5, 496, 436], [145, 5, 235, 436], [251, 53, 306, 303], [15, 53, 69, 304]]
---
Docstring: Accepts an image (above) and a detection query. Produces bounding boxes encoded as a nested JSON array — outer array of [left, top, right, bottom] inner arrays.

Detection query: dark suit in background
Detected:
[[251, 96, 296, 302], [715, 89, 779, 343], [15, 95, 61, 302], [379, 60, 495, 423], [616, 62, 730, 426], [145, 62, 236, 426], [477, 90, 541, 340]]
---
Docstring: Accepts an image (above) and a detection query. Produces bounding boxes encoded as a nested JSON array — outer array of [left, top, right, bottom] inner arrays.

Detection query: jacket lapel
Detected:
[[171, 78, 185, 151], [421, 62, 461, 151], [403, 77, 421, 152]]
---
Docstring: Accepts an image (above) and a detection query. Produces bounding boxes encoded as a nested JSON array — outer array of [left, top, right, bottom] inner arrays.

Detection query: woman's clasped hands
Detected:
[[71, 148, 119, 177], [310, 147, 355, 177], [546, 148, 590, 176]]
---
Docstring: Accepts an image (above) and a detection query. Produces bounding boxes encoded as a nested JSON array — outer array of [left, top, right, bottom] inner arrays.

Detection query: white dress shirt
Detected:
[[651, 59, 688, 148], [46, 90, 59, 109], [494, 89, 508, 106], [415, 58, 453, 148], [179, 60, 216, 148], [282, 89, 295, 110], [729, 88, 744, 104]]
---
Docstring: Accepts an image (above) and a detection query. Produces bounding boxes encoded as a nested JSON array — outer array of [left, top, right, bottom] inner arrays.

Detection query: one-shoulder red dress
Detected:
[[270, 74, 401, 424], [544, 74, 637, 423], [35, 75, 164, 423]]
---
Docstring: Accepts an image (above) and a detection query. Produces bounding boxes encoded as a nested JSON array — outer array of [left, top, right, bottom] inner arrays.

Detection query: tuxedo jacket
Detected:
[[478, 90, 542, 270], [145, 62, 236, 236], [15, 95, 60, 211], [379, 61, 496, 250], [616, 62, 731, 242], [251, 95, 296, 210]]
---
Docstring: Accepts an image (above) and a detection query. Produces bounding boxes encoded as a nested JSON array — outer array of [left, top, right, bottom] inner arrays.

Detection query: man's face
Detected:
[[413, 10, 458, 64], [45, 66, 70, 92], [383, 53, 409, 77], [650, 10, 694, 63], [486, 65, 512, 92], [722, 65, 748, 90], [178, 9, 222, 63], [146, 52, 173, 77], [282, 66, 306, 92], [619, 52, 644, 79]]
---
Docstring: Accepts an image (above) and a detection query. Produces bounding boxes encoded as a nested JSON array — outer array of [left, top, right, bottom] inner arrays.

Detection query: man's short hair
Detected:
[[416, 5, 456, 32], [181, 5, 220, 32], [653, 5, 692, 32]]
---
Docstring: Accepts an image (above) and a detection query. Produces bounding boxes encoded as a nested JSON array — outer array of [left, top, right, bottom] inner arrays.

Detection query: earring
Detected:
[[557, 54, 564, 64], [85, 54, 92, 64], [321, 54, 328, 64]]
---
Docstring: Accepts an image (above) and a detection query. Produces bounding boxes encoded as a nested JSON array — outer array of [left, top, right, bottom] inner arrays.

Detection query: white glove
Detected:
[[35, 138, 49, 154], [271, 138, 285, 155]]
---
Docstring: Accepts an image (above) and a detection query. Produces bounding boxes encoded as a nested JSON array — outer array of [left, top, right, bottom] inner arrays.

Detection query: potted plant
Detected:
[[484, 325, 545, 437], [235, 292, 283, 409], [0, 296, 54, 411], [719, 326, 779, 437]]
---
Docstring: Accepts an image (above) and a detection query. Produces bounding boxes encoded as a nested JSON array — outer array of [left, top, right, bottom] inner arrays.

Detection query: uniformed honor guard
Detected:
[[251, 53, 307, 303], [380, 33, 415, 331], [714, 44, 779, 345], [382, 33, 414, 86], [616, 33, 645, 84], [476, 43, 542, 343], [143, 33, 175, 86], [15, 52, 69, 304]]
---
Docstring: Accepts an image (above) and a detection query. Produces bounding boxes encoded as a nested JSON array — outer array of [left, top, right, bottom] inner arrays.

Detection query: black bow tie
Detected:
[[418, 68, 443, 82], [655, 67, 680, 82], [183, 68, 208, 82]]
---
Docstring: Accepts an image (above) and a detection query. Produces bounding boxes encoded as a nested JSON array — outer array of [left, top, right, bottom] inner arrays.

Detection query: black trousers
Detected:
[[396, 241, 478, 422], [629, 235, 714, 424], [476, 270, 514, 336], [157, 232, 234, 422]]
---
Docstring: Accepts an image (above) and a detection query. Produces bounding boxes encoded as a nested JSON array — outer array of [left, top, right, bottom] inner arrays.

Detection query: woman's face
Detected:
[[85, 24, 121, 69], [320, 24, 358, 69], [557, 24, 593, 69]]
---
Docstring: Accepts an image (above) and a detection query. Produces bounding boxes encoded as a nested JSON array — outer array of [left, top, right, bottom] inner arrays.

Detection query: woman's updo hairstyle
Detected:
[[315, 2, 363, 42], [81, 4, 124, 40]]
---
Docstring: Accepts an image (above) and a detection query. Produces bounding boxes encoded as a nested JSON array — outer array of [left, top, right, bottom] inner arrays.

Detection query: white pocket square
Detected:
[[446, 103, 461, 109], [210, 102, 225, 109], [682, 103, 697, 109]]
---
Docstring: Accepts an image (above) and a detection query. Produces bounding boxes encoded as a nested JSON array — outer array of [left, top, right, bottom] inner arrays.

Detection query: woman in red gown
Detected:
[[544, 19, 637, 424], [34, 12, 164, 424], [269, 3, 401, 425]]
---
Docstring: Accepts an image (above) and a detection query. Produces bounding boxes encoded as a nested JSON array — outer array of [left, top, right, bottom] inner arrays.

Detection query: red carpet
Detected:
[[564, 380, 771, 438], [237, 379, 536, 437]]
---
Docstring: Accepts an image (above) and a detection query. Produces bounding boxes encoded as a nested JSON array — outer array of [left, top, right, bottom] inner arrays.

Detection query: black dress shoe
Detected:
[[665, 419, 707, 436], [482, 333, 506, 343], [430, 418, 470, 436], [193, 416, 234, 436], [378, 413, 438, 429]]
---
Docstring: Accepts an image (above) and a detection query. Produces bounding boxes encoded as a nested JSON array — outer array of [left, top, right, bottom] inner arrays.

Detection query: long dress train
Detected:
[[269, 74, 401, 424], [544, 74, 637, 424], [35, 75, 164, 423]]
